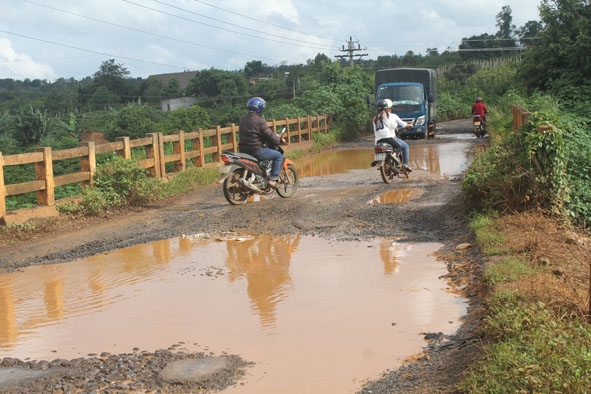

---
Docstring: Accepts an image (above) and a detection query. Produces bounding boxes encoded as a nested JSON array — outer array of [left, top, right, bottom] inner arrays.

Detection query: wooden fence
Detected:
[[0, 114, 330, 225], [512, 104, 531, 130]]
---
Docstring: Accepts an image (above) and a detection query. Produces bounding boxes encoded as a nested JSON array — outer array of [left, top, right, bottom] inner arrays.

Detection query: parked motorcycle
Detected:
[[371, 142, 410, 183], [219, 128, 299, 205], [472, 115, 486, 138]]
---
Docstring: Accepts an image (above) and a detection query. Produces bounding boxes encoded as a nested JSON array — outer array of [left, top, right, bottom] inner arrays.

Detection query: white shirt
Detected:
[[373, 111, 407, 144]]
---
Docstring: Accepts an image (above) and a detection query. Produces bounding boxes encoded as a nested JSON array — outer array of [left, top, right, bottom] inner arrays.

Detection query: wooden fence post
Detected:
[[116, 137, 131, 159], [173, 130, 186, 173], [230, 124, 238, 152], [35, 147, 54, 207], [197, 129, 205, 167], [81, 141, 96, 187], [0, 152, 5, 219], [213, 126, 222, 163]]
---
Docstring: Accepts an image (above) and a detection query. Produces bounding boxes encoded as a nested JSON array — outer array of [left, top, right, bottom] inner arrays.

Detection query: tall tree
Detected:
[[92, 59, 130, 103], [515, 20, 544, 48], [244, 60, 264, 78], [496, 5, 516, 39], [517, 0, 591, 94]]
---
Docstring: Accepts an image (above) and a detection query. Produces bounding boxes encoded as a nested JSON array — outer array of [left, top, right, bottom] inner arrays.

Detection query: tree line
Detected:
[[0, 2, 588, 152]]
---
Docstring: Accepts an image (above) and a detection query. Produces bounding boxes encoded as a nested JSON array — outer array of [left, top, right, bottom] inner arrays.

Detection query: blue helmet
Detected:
[[247, 96, 266, 113]]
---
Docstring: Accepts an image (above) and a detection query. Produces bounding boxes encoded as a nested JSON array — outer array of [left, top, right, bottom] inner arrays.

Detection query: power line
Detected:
[[121, 0, 333, 51], [189, 0, 336, 41], [20, 0, 289, 62], [149, 0, 335, 50], [0, 29, 186, 71]]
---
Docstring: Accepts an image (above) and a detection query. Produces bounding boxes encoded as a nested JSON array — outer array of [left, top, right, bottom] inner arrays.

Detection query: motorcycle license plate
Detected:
[[373, 153, 386, 162], [219, 165, 232, 174], [473, 121, 481, 126]]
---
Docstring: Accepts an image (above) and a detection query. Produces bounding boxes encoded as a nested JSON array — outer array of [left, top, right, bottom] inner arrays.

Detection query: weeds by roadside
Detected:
[[459, 212, 591, 393]]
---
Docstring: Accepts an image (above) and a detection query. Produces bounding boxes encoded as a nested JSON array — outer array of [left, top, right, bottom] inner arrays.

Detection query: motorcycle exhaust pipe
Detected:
[[238, 178, 261, 192]]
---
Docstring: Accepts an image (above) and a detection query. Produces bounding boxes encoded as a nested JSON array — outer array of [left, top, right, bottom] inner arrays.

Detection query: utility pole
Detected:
[[335, 36, 368, 65]]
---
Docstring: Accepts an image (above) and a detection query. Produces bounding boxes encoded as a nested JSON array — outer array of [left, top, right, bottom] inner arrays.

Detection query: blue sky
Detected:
[[0, 0, 542, 81]]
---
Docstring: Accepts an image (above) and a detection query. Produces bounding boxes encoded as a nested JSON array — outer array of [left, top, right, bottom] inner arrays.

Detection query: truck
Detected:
[[369, 68, 437, 139]]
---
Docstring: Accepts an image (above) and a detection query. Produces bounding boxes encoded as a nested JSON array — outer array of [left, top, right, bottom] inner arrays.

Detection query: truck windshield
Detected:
[[377, 85, 424, 109]]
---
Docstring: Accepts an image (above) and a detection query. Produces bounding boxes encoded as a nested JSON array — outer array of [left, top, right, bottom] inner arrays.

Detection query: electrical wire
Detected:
[[148, 0, 335, 50]]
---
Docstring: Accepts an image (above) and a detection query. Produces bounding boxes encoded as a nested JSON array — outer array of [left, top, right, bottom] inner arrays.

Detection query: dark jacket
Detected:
[[238, 113, 281, 155]]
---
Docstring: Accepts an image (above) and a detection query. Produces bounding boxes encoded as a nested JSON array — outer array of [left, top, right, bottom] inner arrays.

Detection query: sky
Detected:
[[0, 0, 543, 81]]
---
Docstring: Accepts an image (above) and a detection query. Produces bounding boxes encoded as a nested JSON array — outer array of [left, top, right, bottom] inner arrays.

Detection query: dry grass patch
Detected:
[[493, 211, 590, 320]]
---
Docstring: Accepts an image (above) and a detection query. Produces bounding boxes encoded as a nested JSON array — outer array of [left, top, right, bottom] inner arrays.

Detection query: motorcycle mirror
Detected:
[[280, 127, 286, 134]]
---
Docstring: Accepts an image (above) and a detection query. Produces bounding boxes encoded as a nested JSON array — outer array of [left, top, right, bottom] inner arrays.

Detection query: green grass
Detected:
[[483, 256, 533, 285], [469, 213, 511, 256], [459, 213, 591, 394], [460, 296, 591, 394]]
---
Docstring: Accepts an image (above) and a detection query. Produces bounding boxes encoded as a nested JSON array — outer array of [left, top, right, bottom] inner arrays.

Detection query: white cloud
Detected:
[[0, 0, 543, 80], [0, 38, 56, 80]]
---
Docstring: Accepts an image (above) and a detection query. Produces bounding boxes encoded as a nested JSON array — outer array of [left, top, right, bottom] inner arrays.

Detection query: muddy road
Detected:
[[0, 119, 487, 393]]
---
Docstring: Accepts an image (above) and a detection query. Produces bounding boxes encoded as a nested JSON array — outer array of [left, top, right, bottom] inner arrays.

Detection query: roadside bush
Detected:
[[462, 112, 569, 216], [80, 155, 164, 215]]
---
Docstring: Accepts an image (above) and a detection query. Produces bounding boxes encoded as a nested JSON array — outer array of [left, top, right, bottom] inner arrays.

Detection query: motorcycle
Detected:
[[371, 141, 409, 184], [219, 128, 299, 205], [472, 115, 486, 138]]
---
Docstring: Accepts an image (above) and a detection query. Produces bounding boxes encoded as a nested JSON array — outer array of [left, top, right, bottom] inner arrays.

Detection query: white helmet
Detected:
[[384, 99, 393, 108]]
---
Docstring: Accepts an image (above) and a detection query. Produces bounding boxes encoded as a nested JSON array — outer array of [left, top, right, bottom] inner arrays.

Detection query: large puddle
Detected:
[[297, 142, 471, 179], [0, 234, 466, 393]]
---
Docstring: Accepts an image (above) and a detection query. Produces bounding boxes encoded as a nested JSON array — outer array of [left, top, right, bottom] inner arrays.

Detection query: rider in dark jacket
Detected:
[[238, 97, 284, 187]]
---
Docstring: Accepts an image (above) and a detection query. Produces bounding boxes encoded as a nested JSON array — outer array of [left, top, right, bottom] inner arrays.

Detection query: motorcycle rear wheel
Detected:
[[276, 164, 299, 198], [223, 169, 250, 205], [380, 156, 396, 184]]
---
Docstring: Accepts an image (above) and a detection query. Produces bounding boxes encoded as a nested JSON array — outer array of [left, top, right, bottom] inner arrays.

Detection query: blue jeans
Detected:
[[377, 137, 410, 166], [254, 147, 284, 180]]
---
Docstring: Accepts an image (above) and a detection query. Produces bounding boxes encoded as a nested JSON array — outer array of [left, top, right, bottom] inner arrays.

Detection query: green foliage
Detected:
[[460, 299, 591, 394], [12, 105, 55, 145], [265, 103, 307, 121], [462, 111, 569, 216], [562, 116, 591, 226], [483, 256, 532, 285], [311, 130, 340, 153], [162, 105, 211, 133], [468, 213, 510, 255], [105, 104, 162, 140], [79, 155, 164, 215], [518, 0, 591, 93], [163, 166, 219, 196]]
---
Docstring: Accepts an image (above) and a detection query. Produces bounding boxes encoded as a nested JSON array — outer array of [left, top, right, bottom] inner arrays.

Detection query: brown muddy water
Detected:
[[0, 235, 466, 394], [297, 142, 470, 180], [0, 141, 472, 393]]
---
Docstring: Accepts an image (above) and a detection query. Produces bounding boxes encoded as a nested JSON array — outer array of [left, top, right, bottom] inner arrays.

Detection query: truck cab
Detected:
[[371, 68, 437, 139]]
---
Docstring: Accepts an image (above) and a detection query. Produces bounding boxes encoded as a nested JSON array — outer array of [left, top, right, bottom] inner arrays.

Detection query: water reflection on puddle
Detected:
[[0, 235, 466, 393], [369, 188, 425, 204], [298, 142, 471, 179]]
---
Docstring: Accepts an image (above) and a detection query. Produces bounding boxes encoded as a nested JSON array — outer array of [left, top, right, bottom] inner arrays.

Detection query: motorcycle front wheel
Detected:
[[380, 156, 396, 184], [223, 169, 250, 205], [276, 164, 299, 198]]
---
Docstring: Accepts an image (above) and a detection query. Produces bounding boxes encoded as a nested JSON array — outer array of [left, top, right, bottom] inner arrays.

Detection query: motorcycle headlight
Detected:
[[415, 116, 426, 126]]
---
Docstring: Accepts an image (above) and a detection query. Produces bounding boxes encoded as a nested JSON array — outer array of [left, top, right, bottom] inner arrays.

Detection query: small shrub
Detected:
[[79, 156, 165, 215]]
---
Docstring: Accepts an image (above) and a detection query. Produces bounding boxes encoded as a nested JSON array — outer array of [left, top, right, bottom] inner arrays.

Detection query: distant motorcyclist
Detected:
[[471, 97, 488, 124], [373, 99, 412, 172], [238, 97, 285, 188]]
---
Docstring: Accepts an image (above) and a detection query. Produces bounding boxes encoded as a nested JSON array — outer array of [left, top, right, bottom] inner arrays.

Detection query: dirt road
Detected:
[[0, 119, 487, 393]]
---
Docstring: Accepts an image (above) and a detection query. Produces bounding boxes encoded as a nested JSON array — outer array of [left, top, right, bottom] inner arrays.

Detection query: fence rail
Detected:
[[0, 114, 330, 225]]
